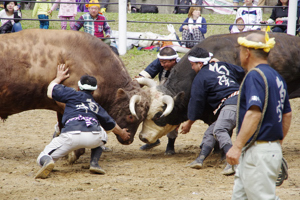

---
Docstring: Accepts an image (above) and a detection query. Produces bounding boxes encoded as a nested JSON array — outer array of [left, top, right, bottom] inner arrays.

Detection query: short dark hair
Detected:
[[188, 47, 209, 58], [251, 48, 269, 59], [159, 47, 177, 57], [80, 75, 97, 91], [4, 1, 17, 12]]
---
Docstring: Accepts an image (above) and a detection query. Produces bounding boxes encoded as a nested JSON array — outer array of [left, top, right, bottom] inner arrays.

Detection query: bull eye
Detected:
[[152, 112, 167, 127], [126, 115, 135, 123]]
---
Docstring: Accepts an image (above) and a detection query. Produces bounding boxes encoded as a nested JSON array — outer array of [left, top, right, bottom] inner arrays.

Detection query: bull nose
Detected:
[[139, 134, 149, 143]]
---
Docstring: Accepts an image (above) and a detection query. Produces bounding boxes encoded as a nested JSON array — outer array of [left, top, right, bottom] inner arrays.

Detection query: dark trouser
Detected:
[[272, 26, 287, 33], [38, 14, 49, 29]]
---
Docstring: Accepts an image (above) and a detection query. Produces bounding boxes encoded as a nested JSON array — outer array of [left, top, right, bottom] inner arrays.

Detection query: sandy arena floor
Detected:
[[0, 99, 300, 200]]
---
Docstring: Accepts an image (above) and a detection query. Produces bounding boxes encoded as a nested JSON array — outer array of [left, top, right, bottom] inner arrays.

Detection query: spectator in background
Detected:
[[233, 0, 262, 11], [174, 0, 202, 14], [101, 0, 138, 13], [0, 1, 22, 33], [260, 0, 297, 33], [179, 6, 207, 48], [72, 0, 111, 45], [76, 0, 89, 12], [32, 0, 52, 29], [48, 0, 77, 30], [231, 16, 251, 33], [235, 0, 262, 30]]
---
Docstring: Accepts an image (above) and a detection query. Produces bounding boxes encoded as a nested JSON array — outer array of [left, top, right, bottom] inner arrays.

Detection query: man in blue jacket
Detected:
[[35, 64, 130, 179], [181, 47, 245, 175], [137, 47, 180, 155]]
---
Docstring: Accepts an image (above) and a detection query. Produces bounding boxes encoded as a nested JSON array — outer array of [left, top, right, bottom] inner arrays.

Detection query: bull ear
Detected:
[[174, 91, 185, 105], [116, 88, 129, 100]]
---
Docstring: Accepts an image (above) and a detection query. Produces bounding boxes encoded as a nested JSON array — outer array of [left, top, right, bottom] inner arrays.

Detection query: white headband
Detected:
[[188, 53, 213, 65], [78, 81, 98, 91], [157, 53, 178, 60]]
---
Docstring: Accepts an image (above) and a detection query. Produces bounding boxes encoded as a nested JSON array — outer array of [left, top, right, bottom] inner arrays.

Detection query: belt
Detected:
[[65, 115, 98, 127], [213, 91, 239, 115], [255, 140, 279, 145]]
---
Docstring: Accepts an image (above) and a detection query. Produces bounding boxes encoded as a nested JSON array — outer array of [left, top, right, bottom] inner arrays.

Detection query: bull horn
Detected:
[[135, 77, 157, 88], [129, 95, 142, 120], [160, 95, 174, 118]]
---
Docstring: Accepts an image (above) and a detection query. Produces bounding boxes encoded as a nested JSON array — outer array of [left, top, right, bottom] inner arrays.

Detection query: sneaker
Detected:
[[222, 163, 236, 176], [89, 166, 106, 174], [35, 159, 55, 179], [140, 140, 161, 150]]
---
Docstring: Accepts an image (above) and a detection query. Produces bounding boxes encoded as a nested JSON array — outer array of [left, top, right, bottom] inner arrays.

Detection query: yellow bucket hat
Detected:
[[86, 0, 101, 9]]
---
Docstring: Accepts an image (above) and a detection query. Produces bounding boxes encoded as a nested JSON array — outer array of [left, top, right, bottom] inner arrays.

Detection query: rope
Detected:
[[236, 67, 269, 152]]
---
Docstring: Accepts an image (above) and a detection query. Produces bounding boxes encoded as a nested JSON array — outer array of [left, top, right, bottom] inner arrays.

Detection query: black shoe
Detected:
[[140, 140, 161, 150]]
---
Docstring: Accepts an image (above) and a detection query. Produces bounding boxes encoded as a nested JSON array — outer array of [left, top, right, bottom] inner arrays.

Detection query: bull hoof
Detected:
[[164, 149, 175, 155], [140, 139, 160, 150], [68, 151, 78, 165]]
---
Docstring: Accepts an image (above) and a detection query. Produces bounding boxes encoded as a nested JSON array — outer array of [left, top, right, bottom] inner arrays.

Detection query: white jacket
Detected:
[[236, 4, 262, 30]]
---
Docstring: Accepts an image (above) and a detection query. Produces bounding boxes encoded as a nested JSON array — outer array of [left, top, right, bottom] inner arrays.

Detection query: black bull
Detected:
[[156, 31, 300, 127]]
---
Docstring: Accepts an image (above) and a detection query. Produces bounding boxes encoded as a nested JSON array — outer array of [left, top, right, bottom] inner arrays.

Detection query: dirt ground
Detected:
[[0, 99, 300, 200]]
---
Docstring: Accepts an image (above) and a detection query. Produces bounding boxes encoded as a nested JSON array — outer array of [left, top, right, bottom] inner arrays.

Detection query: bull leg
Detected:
[[89, 146, 106, 174], [165, 137, 176, 155], [53, 112, 63, 138], [68, 148, 85, 164], [165, 127, 179, 155]]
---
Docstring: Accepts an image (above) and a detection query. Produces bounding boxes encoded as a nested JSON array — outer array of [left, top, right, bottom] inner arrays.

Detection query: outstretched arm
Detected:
[[47, 64, 70, 99], [111, 124, 131, 141], [52, 64, 70, 84]]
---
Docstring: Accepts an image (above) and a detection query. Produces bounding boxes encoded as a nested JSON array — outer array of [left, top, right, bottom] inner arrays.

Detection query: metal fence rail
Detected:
[[1, 0, 298, 55]]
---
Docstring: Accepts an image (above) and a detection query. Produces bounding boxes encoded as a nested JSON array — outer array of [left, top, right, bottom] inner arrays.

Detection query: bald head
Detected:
[[239, 32, 270, 70], [244, 33, 269, 59], [245, 33, 265, 44]]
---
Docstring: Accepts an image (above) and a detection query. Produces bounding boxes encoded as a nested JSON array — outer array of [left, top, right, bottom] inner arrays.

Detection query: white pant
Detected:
[[37, 131, 107, 166], [232, 141, 282, 200]]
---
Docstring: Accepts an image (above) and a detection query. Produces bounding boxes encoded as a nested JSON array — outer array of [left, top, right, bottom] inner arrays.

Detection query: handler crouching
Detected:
[[35, 64, 130, 179]]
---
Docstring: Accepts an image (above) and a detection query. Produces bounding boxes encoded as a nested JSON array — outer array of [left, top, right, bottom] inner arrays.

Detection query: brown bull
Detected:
[[0, 29, 149, 144], [137, 31, 300, 150]]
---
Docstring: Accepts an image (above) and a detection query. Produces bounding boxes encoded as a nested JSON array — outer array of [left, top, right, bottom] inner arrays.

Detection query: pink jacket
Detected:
[[51, 0, 77, 17]]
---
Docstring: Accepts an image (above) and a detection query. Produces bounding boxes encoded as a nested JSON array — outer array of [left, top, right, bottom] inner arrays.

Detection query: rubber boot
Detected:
[[68, 148, 85, 164], [140, 139, 161, 150], [187, 145, 213, 169], [221, 144, 235, 175], [89, 146, 106, 174], [165, 137, 176, 155], [35, 155, 55, 179]]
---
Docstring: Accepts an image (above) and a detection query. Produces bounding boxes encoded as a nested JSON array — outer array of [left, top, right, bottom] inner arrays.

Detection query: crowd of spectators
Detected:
[[1, 0, 299, 39]]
